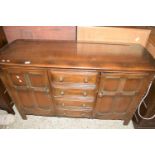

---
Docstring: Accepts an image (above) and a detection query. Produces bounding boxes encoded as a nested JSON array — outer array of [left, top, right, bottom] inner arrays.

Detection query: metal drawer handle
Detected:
[[83, 104, 86, 107], [84, 77, 88, 83], [16, 75, 20, 79], [60, 91, 65, 96], [24, 61, 31, 64], [59, 77, 64, 82], [98, 91, 103, 97], [19, 79, 22, 83], [83, 91, 87, 97]]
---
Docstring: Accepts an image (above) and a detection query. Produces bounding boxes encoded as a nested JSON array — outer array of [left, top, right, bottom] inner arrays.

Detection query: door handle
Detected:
[[98, 90, 103, 97]]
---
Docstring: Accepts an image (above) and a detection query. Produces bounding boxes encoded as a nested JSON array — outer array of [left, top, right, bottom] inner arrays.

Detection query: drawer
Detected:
[[54, 98, 94, 109], [50, 69, 99, 84], [56, 109, 92, 118], [52, 87, 97, 98]]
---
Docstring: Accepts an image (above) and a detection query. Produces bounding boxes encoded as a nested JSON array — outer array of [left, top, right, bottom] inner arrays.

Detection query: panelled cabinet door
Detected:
[[94, 72, 153, 121], [3, 68, 54, 116]]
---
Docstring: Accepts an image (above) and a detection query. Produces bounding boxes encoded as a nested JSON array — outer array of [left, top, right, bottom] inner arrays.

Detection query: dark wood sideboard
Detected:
[[0, 39, 155, 125], [0, 26, 15, 114]]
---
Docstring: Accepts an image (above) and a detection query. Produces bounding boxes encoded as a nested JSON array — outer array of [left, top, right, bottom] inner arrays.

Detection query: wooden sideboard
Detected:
[[0, 39, 155, 125]]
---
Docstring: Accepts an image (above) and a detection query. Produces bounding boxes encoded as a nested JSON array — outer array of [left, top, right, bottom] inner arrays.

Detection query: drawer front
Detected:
[[2, 68, 54, 115], [56, 109, 92, 118], [52, 87, 96, 98], [50, 69, 99, 84], [54, 98, 94, 109]]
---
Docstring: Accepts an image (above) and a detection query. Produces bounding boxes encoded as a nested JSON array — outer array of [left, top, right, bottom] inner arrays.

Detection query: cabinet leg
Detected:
[[123, 119, 130, 125], [7, 109, 15, 115], [20, 113, 27, 120], [14, 105, 27, 120], [6, 105, 15, 115], [16, 108, 27, 120]]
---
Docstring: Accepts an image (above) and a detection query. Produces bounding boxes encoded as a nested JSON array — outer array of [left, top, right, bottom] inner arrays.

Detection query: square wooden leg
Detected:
[[123, 119, 130, 125]]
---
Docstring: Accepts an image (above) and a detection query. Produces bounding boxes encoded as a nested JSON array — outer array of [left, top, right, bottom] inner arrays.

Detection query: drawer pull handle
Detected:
[[59, 77, 64, 82], [83, 91, 87, 96], [84, 77, 88, 83], [19, 79, 22, 83], [16, 75, 20, 79], [60, 91, 65, 96], [24, 61, 31, 64], [98, 92, 103, 97]]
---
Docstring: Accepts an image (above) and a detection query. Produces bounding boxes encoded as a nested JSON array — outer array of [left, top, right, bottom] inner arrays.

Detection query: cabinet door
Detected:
[[2, 68, 54, 116], [94, 72, 154, 123]]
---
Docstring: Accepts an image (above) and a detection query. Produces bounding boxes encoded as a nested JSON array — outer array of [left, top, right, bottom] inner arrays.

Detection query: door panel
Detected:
[[96, 96, 113, 113], [113, 96, 132, 113], [28, 71, 49, 87], [123, 78, 141, 91], [103, 78, 120, 91], [95, 72, 149, 120], [34, 91, 51, 109], [3, 68, 54, 115], [16, 89, 34, 108]]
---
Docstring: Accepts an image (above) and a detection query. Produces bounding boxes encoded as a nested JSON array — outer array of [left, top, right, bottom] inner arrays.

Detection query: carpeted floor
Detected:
[[0, 106, 134, 129]]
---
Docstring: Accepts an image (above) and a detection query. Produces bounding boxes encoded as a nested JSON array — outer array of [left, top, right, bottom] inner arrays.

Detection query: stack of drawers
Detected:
[[50, 69, 99, 118]]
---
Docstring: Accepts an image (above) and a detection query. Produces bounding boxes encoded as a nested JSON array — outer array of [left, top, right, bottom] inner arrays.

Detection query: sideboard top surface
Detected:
[[0, 39, 155, 72]]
